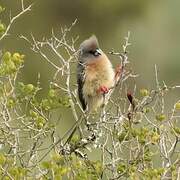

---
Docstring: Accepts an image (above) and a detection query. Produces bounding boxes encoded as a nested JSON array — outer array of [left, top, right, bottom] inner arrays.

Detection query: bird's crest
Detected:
[[80, 35, 99, 52]]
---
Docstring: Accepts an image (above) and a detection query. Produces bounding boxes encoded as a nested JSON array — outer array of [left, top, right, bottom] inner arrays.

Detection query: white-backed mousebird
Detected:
[[77, 35, 115, 112]]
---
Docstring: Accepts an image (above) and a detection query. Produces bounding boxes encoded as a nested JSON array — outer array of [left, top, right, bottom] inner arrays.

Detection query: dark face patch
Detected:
[[88, 49, 101, 57]]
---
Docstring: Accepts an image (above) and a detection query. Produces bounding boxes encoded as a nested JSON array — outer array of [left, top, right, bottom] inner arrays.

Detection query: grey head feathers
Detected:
[[79, 35, 102, 61], [80, 35, 99, 53]]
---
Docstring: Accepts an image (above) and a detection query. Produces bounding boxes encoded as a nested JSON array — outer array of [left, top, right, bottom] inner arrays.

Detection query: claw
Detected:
[[97, 86, 109, 94]]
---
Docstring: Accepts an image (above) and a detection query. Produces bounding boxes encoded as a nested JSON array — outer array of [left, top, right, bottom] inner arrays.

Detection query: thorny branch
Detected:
[[0, 1, 33, 41], [0, 8, 180, 177]]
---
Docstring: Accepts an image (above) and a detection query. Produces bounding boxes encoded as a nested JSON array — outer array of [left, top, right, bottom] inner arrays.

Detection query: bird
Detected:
[[77, 35, 115, 112]]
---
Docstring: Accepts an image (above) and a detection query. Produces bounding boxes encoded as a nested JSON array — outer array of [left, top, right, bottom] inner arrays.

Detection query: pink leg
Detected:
[[97, 86, 109, 94]]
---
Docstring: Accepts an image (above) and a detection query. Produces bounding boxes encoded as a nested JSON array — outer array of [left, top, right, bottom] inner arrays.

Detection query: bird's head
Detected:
[[79, 35, 102, 63]]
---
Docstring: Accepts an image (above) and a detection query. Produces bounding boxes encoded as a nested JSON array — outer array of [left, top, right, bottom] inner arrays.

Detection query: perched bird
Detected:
[[77, 35, 115, 112]]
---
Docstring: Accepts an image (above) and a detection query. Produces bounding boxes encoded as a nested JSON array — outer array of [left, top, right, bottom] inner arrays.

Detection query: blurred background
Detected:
[[0, 0, 180, 131], [1, 0, 180, 87]]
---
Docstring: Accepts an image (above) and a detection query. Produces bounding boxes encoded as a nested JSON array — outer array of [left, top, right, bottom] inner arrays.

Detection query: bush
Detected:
[[0, 1, 179, 179]]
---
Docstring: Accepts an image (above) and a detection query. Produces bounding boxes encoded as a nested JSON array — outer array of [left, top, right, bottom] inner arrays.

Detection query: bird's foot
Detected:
[[97, 86, 109, 94]]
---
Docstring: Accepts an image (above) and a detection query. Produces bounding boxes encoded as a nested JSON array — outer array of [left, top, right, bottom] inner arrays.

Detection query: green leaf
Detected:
[[2, 52, 11, 63], [48, 89, 56, 98], [41, 161, 52, 169], [155, 114, 166, 122], [0, 154, 6, 165], [6, 97, 16, 108], [11, 53, 25, 65], [117, 163, 126, 174], [140, 88, 150, 97], [24, 84, 35, 94], [0, 6, 5, 13], [175, 102, 180, 110], [0, 22, 6, 34], [35, 116, 46, 128]]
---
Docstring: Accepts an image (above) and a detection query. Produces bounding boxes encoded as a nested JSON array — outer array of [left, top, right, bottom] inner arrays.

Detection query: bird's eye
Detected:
[[94, 50, 101, 56], [88, 49, 101, 56]]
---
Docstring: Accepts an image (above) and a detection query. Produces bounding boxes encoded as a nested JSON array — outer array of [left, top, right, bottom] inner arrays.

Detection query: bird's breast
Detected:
[[83, 55, 114, 97]]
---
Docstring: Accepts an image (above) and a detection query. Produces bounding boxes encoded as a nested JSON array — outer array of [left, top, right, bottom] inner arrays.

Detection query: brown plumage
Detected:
[[77, 35, 115, 112]]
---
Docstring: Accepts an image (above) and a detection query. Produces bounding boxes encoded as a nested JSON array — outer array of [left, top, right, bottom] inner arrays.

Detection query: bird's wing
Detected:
[[77, 62, 87, 110]]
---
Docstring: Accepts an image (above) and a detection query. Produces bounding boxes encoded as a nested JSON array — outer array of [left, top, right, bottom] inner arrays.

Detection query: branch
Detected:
[[0, 2, 33, 41]]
